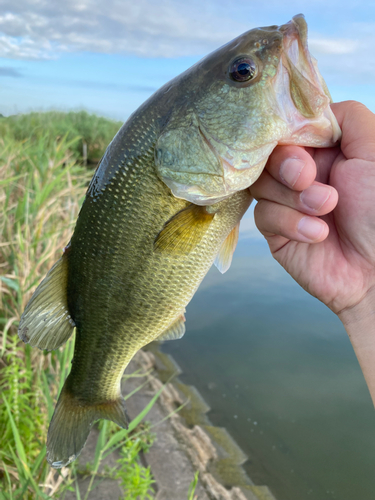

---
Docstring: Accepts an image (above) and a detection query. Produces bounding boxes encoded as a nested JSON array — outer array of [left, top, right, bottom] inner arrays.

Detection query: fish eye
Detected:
[[229, 57, 257, 82]]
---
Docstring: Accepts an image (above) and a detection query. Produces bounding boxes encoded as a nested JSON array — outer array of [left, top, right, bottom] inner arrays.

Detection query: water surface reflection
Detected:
[[162, 220, 375, 500]]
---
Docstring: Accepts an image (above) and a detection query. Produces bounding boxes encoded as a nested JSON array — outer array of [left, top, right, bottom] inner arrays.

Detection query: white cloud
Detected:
[[0, 0, 246, 59], [0, 35, 54, 60], [0, 0, 374, 85]]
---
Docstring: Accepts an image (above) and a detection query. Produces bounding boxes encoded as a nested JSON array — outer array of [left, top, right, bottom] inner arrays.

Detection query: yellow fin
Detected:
[[214, 223, 239, 274], [156, 314, 186, 341], [18, 254, 75, 351], [154, 204, 214, 255]]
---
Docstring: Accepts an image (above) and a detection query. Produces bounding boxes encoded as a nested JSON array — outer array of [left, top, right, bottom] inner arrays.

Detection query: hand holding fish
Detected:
[[251, 100, 375, 404]]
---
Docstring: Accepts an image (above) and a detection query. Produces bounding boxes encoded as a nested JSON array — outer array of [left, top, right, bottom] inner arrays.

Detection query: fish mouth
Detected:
[[276, 14, 341, 145], [281, 15, 326, 117]]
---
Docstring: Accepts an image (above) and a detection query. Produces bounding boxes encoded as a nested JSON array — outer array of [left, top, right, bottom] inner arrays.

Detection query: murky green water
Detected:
[[162, 214, 375, 500]]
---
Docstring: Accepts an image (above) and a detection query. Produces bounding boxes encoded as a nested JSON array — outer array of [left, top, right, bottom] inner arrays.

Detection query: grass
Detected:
[[0, 111, 147, 498], [0, 113, 90, 498], [0, 111, 200, 499], [187, 471, 199, 500], [0, 110, 122, 164]]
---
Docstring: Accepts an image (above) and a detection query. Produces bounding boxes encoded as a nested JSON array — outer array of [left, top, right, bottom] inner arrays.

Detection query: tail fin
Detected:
[[46, 383, 128, 469]]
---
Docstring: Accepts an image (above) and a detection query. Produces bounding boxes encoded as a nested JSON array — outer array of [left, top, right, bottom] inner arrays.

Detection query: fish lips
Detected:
[[276, 14, 342, 146]]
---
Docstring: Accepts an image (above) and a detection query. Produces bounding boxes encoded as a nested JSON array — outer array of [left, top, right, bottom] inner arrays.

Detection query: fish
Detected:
[[18, 14, 341, 468]]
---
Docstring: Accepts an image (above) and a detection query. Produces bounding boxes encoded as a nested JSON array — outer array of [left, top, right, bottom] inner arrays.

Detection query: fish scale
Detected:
[[66, 112, 250, 401], [18, 14, 340, 468]]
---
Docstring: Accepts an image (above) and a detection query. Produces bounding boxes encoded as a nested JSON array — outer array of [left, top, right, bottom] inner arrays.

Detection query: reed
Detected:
[[0, 111, 198, 499], [0, 113, 155, 499], [0, 110, 122, 164]]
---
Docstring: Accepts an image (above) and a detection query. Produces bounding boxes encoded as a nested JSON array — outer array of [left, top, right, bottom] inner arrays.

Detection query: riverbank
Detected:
[[69, 346, 277, 500]]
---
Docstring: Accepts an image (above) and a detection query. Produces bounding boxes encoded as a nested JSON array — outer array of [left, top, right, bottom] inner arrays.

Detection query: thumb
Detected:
[[331, 101, 375, 162]]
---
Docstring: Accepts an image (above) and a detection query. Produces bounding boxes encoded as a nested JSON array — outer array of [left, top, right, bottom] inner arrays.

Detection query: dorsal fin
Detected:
[[154, 204, 214, 255], [18, 254, 75, 351], [214, 222, 239, 274], [156, 314, 186, 341]]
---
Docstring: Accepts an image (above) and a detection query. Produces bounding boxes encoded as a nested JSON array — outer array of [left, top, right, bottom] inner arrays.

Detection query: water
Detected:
[[162, 218, 375, 500]]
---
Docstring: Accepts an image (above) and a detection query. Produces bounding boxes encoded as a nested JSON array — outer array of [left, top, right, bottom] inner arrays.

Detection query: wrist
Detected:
[[338, 287, 375, 347], [338, 288, 375, 407]]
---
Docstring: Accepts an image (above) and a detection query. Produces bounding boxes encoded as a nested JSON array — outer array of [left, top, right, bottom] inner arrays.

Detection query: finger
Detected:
[[265, 145, 317, 191], [251, 171, 338, 216], [331, 101, 375, 162], [254, 199, 329, 244], [310, 146, 341, 185]]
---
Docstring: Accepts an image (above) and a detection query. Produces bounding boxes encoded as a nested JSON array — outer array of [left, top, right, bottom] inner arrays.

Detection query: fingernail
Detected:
[[298, 217, 325, 241], [300, 185, 331, 211], [280, 158, 305, 187]]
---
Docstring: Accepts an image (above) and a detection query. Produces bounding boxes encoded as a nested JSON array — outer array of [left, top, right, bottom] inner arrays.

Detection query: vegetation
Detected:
[[0, 111, 167, 499], [0, 110, 122, 164]]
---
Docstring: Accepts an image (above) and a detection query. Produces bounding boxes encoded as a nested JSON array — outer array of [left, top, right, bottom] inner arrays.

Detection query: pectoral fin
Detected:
[[18, 253, 75, 351], [156, 314, 186, 341], [214, 223, 239, 274], [154, 204, 214, 255]]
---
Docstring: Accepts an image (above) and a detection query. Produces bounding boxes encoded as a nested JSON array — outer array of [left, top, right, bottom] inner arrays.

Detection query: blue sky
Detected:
[[0, 0, 374, 121]]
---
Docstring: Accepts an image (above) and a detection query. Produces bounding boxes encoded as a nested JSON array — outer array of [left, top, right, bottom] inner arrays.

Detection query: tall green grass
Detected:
[[0, 111, 122, 164], [0, 111, 198, 500], [0, 112, 91, 497], [0, 112, 156, 499]]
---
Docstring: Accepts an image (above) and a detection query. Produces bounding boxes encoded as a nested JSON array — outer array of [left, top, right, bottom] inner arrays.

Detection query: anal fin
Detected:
[[156, 314, 186, 341], [18, 254, 75, 351], [154, 204, 214, 255], [214, 222, 239, 274]]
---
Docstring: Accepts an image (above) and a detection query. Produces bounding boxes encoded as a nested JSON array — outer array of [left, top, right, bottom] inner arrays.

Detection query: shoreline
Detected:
[[66, 345, 278, 500], [131, 344, 278, 500]]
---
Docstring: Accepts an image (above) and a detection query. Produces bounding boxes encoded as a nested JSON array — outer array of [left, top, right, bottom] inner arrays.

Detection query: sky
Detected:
[[0, 0, 375, 121]]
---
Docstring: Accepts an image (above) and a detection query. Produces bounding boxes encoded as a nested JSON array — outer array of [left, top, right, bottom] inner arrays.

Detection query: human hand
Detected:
[[250, 101, 375, 325], [250, 100, 375, 404]]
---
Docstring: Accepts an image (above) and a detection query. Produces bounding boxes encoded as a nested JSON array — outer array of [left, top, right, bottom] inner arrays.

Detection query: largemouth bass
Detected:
[[18, 14, 341, 468]]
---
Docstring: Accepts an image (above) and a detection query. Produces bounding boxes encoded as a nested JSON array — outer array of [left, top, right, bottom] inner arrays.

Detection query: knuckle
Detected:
[[346, 100, 367, 112], [253, 200, 269, 232], [345, 100, 373, 121], [254, 199, 267, 217]]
